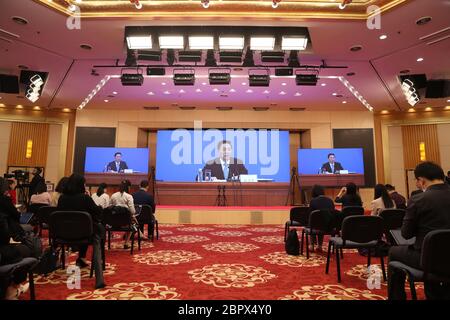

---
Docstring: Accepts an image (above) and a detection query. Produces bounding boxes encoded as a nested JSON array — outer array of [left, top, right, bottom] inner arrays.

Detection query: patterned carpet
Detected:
[[24, 224, 424, 300]]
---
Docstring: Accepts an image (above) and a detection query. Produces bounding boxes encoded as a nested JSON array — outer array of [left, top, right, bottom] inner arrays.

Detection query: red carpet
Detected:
[[24, 224, 424, 300]]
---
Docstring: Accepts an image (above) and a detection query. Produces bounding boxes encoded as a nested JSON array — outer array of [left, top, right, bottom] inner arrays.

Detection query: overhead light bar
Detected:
[[219, 36, 245, 50], [250, 37, 275, 51], [121, 68, 144, 86], [173, 68, 195, 86], [77, 75, 112, 110], [249, 68, 270, 87], [159, 36, 184, 49], [339, 76, 374, 111], [126, 35, 152, 50], [189, 36, 214, 50], [137, 50, 161, 61], [209, 68, 231, 85], [281, 36, 308, 50]]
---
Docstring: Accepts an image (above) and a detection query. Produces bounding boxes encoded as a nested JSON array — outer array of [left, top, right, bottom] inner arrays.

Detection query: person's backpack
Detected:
[[285, 230, 300, 256], [34, 247, 59, 275], [20, 231, 43, 259]]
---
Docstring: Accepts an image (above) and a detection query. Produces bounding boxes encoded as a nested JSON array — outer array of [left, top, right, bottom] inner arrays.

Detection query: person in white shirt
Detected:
[[110, 180, 141, 248], [30, 180, 52, 205], [371, 184, 396, 216], [91, 183, 110, 209]]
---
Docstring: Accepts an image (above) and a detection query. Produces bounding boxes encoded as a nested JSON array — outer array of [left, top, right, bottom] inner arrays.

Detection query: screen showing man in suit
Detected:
[[321, 153, 344, 174], [106, 152, 129, 173], [84, 148, 149, 174], [202, 140, 248, 181]]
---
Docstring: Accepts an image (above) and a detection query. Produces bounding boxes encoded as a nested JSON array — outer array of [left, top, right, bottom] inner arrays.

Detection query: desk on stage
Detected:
[[298, 174, 365, 187], [85, 173, 149, 186], [156, 182, 289, 206]]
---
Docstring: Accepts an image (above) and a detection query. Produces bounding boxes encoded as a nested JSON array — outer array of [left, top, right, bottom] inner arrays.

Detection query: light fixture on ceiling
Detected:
[[219, 36, 245, 50], [130, 0, 142, 9], [209, 68, 231, 85], [417, 57, 424, 62], [282, 36, 308, 51], [173, 68, 195, 86], [25, 74, 44, 103], [401, 79, 420, 106], [121, 68, 144, 86], [189, 36, 214, 50], [126, 35, 152, 50], [249, 68, 270, 87], [250, 37, 275, 51], [379, 34, 388, 40], [338, 76, 373, 111], [159, 36, 184, 49], [78, 75, 112, 110], [272, 0, 281, 9], [339, 0, 352, 10], [295, 69, 319, 86], [201, 0, 210, 9]]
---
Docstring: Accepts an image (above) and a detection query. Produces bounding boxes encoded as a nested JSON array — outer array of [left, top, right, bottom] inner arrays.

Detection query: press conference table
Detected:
[[85, 172, 149, 186], [298, 174, 365, 187]]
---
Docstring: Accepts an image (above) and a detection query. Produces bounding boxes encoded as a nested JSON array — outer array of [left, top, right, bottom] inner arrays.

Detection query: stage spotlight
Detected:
[[219, 51, 243, 63], [261, 51, 285, 63], [173, 68, 195, 86], [295, 69, 319, 86], [121, 69, 144, 86], [201, 0, 210, 9], [339, 0, 352, 9], [209, 68, 231, 85], [249, 69, 270, 87]]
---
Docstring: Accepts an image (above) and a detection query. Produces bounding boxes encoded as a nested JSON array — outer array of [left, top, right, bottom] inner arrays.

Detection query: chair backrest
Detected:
[[309, 209, 335, 233], [379, 209, 405, 231], [37, 206, 58, 225], [49, 211, 93, 241], [103, 206, 132, 227], [289, 206, 309, 225], [336, 206, 364, 231], [421, 229, 450, 280], [135, 204, 154, 223], [341, 216, 383, 244], [28, 203, 46, 215]]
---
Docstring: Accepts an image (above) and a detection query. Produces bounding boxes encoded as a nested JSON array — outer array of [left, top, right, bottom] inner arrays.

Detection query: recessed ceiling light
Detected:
[[113, 91, 118, 95], [350, 45, 362, 52], [381, 110, 389, 114], [263, 90, 270, 94], [447, 99, 450, 103], [279, 91, 286, 95], [321, 83, 326, 87], [33, 106, 41, 110], [147, 91, 154, 95], [332, 92, 338, 96], [408, 108, 415, 112], [17, 65, 29, 70], [16, 105, 23, 109], [342, 101, 347, 104], [281, 82, 287, 86], [196, 89, 202, 93], [242, 82, 247, 86], [104, 99, 109, 103], [416, 16, 432, 26], [80, 44, 93, 50], [445, 106, 450, 110], [379, 34, 388, 40], [229, 89, 236, 93], [417, 57, 424, 62], [246, 89, 253, 93], [63, 108, 70, 112], [161, 82, 166, 86], [179, 89, 185, 93], [202, 82, 207, 86], [163, 91, 170, 95], [425, 107, 432, 111], [400, 69, 410, 74], [0, 104, 5, 108], [295, 92, 302, 96], [213, 88, 219, 92]]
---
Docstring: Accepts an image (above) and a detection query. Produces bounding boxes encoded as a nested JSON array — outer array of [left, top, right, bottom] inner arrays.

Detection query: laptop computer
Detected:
[[19, 212, 34, 225]]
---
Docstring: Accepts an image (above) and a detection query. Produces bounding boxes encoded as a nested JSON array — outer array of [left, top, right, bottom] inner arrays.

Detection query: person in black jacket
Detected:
[[308, 185, 336, 252], [57, 174, 105, 289], [321, 153, 344, 174], [132, 180, 155, 213], [388, 162, 450, 300], [28, 167, 44, 198], [335, 182, 363, 208], [0, 177, 32, 299], [106, 152, 129, 173]]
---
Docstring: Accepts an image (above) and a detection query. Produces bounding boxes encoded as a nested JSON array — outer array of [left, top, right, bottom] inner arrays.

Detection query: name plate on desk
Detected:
[[240, 174, 258, 182]]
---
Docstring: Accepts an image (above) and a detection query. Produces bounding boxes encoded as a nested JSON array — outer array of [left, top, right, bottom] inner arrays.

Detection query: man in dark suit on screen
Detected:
[[321, 153, 344, 174], [201, 140, 248, 181], [106, 152, 129, 173]]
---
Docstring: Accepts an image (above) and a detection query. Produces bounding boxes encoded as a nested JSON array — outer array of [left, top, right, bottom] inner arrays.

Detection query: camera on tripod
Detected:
[[3, 170, 30, 182]]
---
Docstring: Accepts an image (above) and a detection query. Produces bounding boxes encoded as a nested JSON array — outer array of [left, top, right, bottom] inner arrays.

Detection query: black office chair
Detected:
[[335, 206, 365, 233], [135, 205, 159, 241], [27, 203, 46, 227], [36, 206, 58, 237], [379, 209, 406, 245], [326, 215, 386, 283], [0, 257, 38, 300], [284, 206, 309, 242], [103, 206, 141, 254], [388, 229, 450, 300], [48, 211, 105, 279], [301, 209, 337, 259]]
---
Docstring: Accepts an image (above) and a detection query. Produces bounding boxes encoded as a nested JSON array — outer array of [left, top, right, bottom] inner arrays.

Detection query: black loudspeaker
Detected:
[[425, 80, 450, 98], [0, 75, 20, 94], [146, 67, 166, 76], [275, 68, 293, 76]]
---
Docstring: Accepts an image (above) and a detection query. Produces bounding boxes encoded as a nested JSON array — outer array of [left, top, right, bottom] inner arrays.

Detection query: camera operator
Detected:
[[6, 178, 17, 206], [29, 167, 44, 199]]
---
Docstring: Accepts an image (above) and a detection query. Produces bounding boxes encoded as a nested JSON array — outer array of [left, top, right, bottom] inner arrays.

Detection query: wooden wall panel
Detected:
[[401, 124, 440, 169], [7, 122, 49, 167]]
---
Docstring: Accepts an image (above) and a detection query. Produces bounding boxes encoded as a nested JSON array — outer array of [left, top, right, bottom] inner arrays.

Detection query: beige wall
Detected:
[[387, 126, 406, 197], [437, 124, 450, 174], [0, 122, 12, 175]]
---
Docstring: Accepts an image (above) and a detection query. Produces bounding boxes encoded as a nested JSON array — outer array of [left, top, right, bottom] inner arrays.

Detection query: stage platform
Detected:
[[155, 205, 292, 225]]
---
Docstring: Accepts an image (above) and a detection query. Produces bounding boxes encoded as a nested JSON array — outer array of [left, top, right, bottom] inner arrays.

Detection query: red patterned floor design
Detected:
[[22, 224, 424, 300]]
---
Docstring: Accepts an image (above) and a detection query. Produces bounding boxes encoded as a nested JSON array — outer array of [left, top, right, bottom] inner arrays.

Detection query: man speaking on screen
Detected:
[[321, 153, 344, 174], [106, 152, 129, 173], [202, 140, 248, 181]]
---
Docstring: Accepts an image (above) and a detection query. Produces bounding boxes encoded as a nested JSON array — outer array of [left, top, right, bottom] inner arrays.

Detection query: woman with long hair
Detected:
[[371, 184, 396, 216], [51, 176, 69, 207], [91, 183, 110, 209], [335, 182, 363, 208]]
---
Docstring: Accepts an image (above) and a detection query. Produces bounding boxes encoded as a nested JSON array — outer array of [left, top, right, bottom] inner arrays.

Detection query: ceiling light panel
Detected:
[[281, 36, 308, 50], [250, 37, 275, 51], [126, 35, 152, 49], [189, 36, 214, 50], [219, 36, 245, 50], [159, 36, 184, 49]]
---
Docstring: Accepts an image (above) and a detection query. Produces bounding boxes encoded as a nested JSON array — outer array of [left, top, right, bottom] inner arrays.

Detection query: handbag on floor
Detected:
[[285, 230, 300, 256]]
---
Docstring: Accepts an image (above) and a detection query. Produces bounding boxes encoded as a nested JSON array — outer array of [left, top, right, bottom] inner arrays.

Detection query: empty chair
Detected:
[[36, 206, 58, 237], [379, 209, 406, 245], [301, 209, 336, 258], [388, 229, 450, 300], [284, 206, 309, 242], [48, 211, 105, 285], [103, 206, 141, 254], [325, 215, 386, 282], [135, 204, 159, 241]]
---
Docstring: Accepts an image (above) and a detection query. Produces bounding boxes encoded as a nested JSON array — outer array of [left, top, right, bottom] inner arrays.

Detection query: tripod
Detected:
[[150, 166, 159, 205], [215, 185, 227, 206], [285, 167, 302, 206]]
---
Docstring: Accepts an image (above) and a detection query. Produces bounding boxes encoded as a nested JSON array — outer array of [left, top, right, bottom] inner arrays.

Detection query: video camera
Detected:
[[3, 170, 30, 182]]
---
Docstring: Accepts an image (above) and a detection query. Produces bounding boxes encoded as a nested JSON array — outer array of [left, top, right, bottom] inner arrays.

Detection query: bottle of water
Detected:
[[197, 168, 203, 182]]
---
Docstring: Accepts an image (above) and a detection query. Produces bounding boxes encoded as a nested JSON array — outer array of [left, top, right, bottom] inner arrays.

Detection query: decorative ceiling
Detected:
[[34, 0, 408, 20]]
